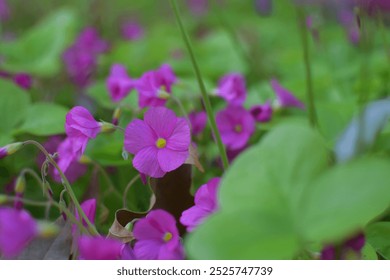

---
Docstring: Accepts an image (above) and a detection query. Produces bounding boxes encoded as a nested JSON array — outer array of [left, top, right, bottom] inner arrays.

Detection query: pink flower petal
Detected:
[[157, 148, 188, 173], [132, 146, 165, 178], [144, 107, 177, 138], [125, 119, 156, 154], [166, 118, 191, 151]]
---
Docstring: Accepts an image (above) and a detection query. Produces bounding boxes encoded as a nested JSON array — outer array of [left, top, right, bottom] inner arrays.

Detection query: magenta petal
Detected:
[[271, 79, 305, 109], [144, 107, 177, 138], [124, 119, 156, 154], [157, 149, 189, 173], [195, 178, 220, 210], [132, 146, 165, 178], [158, 244, 185, 260], [78, 236, 122, 260], [134, 239, 163, 260], [180, 206, 210, 232], [0, 208, 38, 258], [133, 218, 166, 241], [166, 118, 191, 151]]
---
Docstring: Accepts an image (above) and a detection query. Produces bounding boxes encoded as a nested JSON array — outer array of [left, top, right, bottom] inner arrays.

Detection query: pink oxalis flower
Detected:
[[63, 27, 109, 88], [65, 106, 102, 156], [37, 136, 87, 183], [106, 64, 135, 103], [180, 177, 220, 232], [121, 20, 145, 41], [0, 207, 38, 258], [78, 236, 123, 260], [216, 105, 255, 151], [271, 79, 305, 110], [136, 64, 177, 108], [189, 111, 207, 136], [73, 198, 96, 233], [216, 73, 247, 106], [133, 209, 184, 260], [250, 101, 273, 123], [124, 107, 190, 178]]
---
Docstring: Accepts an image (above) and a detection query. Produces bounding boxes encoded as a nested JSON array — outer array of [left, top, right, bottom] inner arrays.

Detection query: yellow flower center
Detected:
[[156, 138, 167, 149], [234, 124, 242, 133], [163, 232, 173, 242]]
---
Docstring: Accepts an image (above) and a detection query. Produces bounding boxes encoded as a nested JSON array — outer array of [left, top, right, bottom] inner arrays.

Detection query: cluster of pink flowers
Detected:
[[212, 73, 304, 161], [106, 63, 177, 108]]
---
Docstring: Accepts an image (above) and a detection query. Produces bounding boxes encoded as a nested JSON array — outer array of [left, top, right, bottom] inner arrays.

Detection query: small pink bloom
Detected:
[[78, 236, 122, 260], [189, 111, 207, 136], [38, 136, 87, 183], [133, 209, 184, 260], [121, 244, 137, 260], [216, 105, 255, 151], [65, 106, 102, 156], [216, 73, 247, 105], [254, 0, 272, 16], [75, 27, 109, 55], [106, 64, 135, 102], [136, 64, 177, 108], [250, 101, 273, 123], [0, 0, 9, 21], [271, 79, 305, 109], [121, 20, 145, 41], [73, 198, 96, 233], [180, 178, 220, 232], [186, 0, 209, 16], [124, 107, 190, 178], [13, 73, 32, 90], [0, 207, 38, 258], [63, 27, 108, 88]]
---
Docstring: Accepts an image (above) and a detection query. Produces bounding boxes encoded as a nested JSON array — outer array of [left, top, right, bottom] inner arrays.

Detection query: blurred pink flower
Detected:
[[0, 207, 38, 258], [271, 79, 305, 109], [216, 73, 247, 106], [73, 198, 96, 233], [63, 27, 108, 88], [216, 105, 255, 151], [121, 20, 144, 41], [124, 107, 190, 178], [37, 136, 87, 183], [78, 236, 122, 260], [250, 102, 273, 123], [13, 73, 32, 90], [65, 106, 102, 156], [133, 209, 184, 260], [189, 111, 207, 136], [180, 178, 220, 232], [136, 64, 177, 108], [0, 0, 9, 21], [106, 64, 135, 102]]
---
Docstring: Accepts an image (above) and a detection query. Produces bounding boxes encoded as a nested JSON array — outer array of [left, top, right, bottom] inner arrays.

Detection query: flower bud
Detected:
[[100, 121, 116, 133], [37, 222, 59, 238], [112, 107, 122, 126], [0, 142, 23, 159]]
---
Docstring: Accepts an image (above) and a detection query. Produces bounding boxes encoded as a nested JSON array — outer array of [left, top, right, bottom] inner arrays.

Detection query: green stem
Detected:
[[94, 163, 122, 200], [170, 0, 229, 170], [123, 174, 141, 208], [297, 8, 318, 128], [21, 168, 50, 198], [23, 140, 99, 236]]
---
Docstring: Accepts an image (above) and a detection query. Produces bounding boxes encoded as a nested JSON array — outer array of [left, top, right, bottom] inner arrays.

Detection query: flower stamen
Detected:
[[156, 138, 167, 149]]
